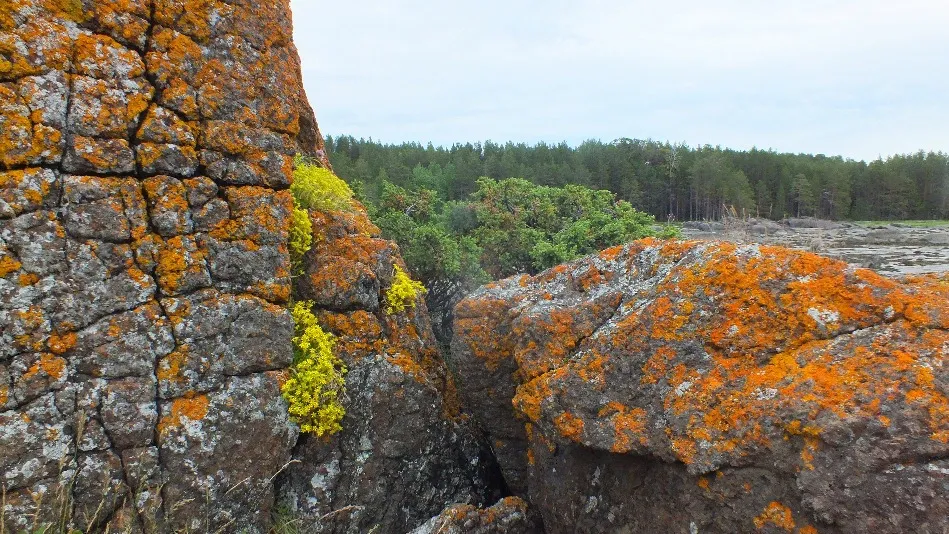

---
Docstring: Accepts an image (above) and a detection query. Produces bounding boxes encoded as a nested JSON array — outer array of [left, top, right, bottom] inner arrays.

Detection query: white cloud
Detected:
[[290, 0, 949, 160]]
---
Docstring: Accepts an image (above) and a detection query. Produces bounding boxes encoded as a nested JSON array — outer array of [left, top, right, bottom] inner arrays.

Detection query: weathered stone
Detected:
[[157, 290, 294, 398], [452, 239, 949, 533], [294, 219, 400, 312], [72, 450, 130, 530], [142, 175, 193, 237], [136, 142, 200, 177], [277, 197, 501, 534], [0, 168, 61, 219], [1, 1, 311, 530], [410, 497, 537, 534], [0, 393, 73, 490], [158, 373, 298, 532], [70, 303, 174, 379], [297, 255, 381, 310], [2, 2, 502, 532], [63, 136, 137, 174], [279, 355, 499, 534]]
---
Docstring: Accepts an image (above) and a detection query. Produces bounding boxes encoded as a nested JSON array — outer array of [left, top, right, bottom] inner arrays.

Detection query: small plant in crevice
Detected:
[[290, 156, 354, 212], [384, 265, 427, 315], [288, 204, 312, 273], [282, 301, 347, 437]]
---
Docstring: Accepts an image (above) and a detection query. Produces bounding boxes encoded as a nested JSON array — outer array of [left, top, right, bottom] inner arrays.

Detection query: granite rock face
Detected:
[[278, 203, 501, 534], [452, 239, 949, 533], [1, 2, 493, 532], [0, 1, 310, 530]]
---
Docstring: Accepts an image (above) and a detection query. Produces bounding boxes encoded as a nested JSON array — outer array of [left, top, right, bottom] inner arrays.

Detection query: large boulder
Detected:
[[452, 238, 949, 533], [1, 1, 311, 530], [1, 2, 495, 532]]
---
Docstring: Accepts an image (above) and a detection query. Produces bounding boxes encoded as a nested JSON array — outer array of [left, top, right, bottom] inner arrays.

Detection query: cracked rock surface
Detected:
[[452, 238, 949, 533], [277, 202, 501, 534], [1, 2, 498, 532], [0, 0, 300, 531]]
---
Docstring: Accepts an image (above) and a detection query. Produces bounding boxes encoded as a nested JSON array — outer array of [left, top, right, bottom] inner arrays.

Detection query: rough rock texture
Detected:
[[277, 203, 501, 533], [1, 2, 498, 532], [452, 238, 949, 533], [0, 1, 315, 530], [409, 497, 536, 534]]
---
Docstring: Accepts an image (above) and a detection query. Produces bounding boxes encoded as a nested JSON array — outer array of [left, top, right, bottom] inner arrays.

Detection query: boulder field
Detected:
[[1, 1, 947, 533], [452, 238, 948, 533]]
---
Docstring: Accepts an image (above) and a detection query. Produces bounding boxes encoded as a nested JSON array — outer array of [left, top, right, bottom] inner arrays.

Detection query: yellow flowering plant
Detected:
[[385, 265, 427, 314], [282, 301, 347, 437]]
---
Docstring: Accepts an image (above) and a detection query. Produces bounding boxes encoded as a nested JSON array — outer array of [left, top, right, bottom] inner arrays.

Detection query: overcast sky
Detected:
[[289, 1, 949, 162]]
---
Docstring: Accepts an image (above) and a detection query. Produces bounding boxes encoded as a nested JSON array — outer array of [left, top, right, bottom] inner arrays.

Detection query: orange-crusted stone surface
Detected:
[[0, 3, 498, 533], [452, 239, 949, 533], [0, 1, 319, 531], [277, 198, 500, 533]]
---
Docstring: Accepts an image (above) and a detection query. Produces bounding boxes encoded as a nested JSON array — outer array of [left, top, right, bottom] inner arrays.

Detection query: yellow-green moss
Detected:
[[289, 204, 312, 271], [290, 156, 354, 212], [385, 265, 426, 314], [282, 301, 347, 437]]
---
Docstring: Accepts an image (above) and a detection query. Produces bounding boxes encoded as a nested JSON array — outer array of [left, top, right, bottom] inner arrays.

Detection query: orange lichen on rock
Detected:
[[753, 501, 796, 531], [553, 412, 585, 442], [454, 296, 518, 372], [18, 272, 40, 286], [316, 310, 384, 360], [157, 348, 190, 385], [158, 393, 210, 436], [602, 402, 648, 453], [514, 370, 557, 423], [46, 332, 76, 355], [1, 169, 57, 215], [386, 352, 427, 382], [154, 235, 208, 294], [513, 309, 577, 378], [0, 255, 21, 277], [0, 0, 332, 530], [22, 353, 66, 382], [455, 238, 949, 530], [496, 241, 949, 471]]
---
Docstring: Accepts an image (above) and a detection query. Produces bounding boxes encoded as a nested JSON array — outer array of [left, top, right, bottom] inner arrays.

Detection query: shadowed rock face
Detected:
[[452, 238, 949, 534], [1, 2, 494, 532]]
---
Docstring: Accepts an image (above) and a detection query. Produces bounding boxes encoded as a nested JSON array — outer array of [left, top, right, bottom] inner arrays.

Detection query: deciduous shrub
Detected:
[[282, 301, 347, 437], [385, 265, 426, 314]]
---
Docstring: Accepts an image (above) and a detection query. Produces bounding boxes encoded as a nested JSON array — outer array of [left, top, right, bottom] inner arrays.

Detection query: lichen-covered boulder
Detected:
[[1, 1, 315, 531], [452, 239, 949, 533], [278, 202, 501, 534], [2, 3, 500, 533], [409, 497, 537, 534]]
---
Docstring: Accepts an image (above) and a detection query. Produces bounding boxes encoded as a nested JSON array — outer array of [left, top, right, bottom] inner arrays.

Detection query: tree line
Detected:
[[326, 135, 949, 222]]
